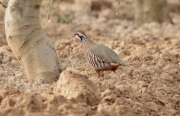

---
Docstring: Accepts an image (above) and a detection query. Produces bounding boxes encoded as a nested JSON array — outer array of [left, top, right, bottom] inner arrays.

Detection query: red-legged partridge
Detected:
[[74, 30, 129, 78]]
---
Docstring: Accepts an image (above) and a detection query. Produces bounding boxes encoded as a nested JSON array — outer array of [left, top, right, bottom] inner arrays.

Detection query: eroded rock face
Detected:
[[54, 70, 101, 106], [0, 107, 23, 116]]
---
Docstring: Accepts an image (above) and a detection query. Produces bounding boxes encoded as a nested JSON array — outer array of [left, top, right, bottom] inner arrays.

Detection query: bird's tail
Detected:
[[119, 60, 130, 67]]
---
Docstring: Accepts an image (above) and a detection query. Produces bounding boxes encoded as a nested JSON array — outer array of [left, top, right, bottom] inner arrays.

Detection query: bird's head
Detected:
[[74, 30, 87, 42]]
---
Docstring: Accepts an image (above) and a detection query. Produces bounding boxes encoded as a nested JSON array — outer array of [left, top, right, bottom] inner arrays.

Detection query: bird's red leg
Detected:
[[113, 70, 116, 73], [112, 68, 117, 74], [98, 72, 101, 78], [96, 71, 101, 78], [102, 72, 104, 77]]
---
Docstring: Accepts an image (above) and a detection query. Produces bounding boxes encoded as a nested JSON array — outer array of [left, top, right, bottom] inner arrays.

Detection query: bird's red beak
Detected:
[[73, 33, 77, 37]]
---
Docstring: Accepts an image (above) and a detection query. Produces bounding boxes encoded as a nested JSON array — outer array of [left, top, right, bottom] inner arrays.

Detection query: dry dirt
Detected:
[[0, 0, 180, 116]]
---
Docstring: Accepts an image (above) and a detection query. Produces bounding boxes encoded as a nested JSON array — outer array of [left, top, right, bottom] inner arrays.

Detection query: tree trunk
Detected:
[[2, 0, 60, 83], [135, 0, 173, 25]]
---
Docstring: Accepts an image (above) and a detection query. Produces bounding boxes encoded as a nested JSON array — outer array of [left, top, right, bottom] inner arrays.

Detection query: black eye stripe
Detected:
[[79, 35, 84, 38], [79, 35, 84, 41]]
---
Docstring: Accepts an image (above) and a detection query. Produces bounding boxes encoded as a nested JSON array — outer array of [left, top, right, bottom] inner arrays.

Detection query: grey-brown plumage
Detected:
[[74, 30, 129, 77], [90, 45, 129, 66]]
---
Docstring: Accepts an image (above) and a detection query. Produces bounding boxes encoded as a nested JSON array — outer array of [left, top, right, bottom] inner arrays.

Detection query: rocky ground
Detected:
[[0, 0, 180, 116]]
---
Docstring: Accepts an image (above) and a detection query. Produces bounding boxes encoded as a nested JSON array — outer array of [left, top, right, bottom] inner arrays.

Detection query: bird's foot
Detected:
[[97, 71, 104, 78], [112, 67, 117, 74], [97, 71, 101, 78], [113, 70, 116, 74], [112, 69, 117, 74]]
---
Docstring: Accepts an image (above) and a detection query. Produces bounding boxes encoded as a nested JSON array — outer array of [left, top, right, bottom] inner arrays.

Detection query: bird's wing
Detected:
[[89, 45, 113, 63], [90, 45, 129, 66]]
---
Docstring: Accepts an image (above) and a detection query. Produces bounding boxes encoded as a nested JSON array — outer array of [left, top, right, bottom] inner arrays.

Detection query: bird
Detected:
[[74, 30, 129, 78]]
